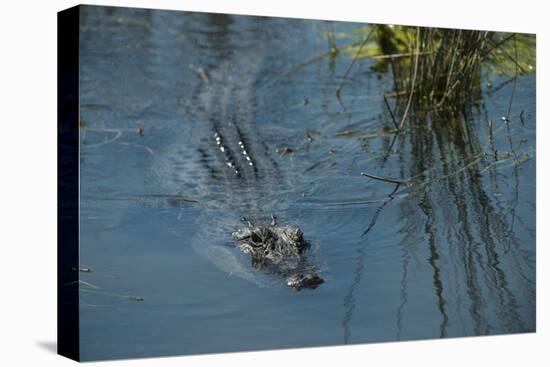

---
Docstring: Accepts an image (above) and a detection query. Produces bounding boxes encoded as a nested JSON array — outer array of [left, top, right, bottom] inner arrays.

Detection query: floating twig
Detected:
[[72, 267, 92, 273], [361, 171, 405, 184], [80, 288, 144, 302]]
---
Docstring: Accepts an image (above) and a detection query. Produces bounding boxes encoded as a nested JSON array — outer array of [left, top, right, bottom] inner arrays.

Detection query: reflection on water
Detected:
[[76, 5, 535, 361]]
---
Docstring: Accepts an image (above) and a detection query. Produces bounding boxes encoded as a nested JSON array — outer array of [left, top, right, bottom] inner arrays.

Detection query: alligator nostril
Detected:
[[286, 273, 324, 290]]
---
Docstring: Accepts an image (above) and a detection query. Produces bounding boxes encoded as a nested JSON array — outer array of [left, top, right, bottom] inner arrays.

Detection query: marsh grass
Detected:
[[377, 26, 491, 119], [336, 25, 535, 124]]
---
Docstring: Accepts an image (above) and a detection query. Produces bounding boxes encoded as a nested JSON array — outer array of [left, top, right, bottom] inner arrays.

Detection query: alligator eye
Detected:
[[251, 232, 261, 243]]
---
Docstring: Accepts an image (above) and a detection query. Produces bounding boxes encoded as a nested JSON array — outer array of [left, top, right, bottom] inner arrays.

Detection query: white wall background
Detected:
[[0, 0, 547, 366]]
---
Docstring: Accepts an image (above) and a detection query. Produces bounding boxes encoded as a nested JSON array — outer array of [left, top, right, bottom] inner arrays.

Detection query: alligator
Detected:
[[179, 113, 325, 290], [151, 16, 324, 291]]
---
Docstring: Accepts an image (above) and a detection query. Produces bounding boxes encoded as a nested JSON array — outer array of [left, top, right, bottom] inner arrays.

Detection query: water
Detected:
[[76, 6, 536, 361]]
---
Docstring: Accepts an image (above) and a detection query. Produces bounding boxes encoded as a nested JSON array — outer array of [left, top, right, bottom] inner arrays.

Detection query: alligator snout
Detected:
[[286, 273, 324, 290]]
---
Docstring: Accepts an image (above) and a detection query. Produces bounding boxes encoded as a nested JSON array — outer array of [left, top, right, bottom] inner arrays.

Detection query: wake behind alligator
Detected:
[[152, 48, 324, 290]]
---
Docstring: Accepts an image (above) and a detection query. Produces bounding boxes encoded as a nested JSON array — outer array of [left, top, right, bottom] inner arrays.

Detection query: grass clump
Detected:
[[335, 24, 535, 121]]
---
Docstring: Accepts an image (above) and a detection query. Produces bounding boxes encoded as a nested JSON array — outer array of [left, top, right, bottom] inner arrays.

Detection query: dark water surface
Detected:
[[77, 6, 535, 361]]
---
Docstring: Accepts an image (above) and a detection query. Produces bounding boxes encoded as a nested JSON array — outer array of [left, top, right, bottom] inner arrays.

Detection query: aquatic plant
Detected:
[[336, 25, 535, 123]]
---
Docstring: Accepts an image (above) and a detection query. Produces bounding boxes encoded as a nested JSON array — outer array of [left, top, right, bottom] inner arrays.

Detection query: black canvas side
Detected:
[[57, 5, 80, 362]]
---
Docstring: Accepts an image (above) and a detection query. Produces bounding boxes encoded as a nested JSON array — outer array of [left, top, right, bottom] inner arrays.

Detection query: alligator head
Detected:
[[232, 215, 324, 290]]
